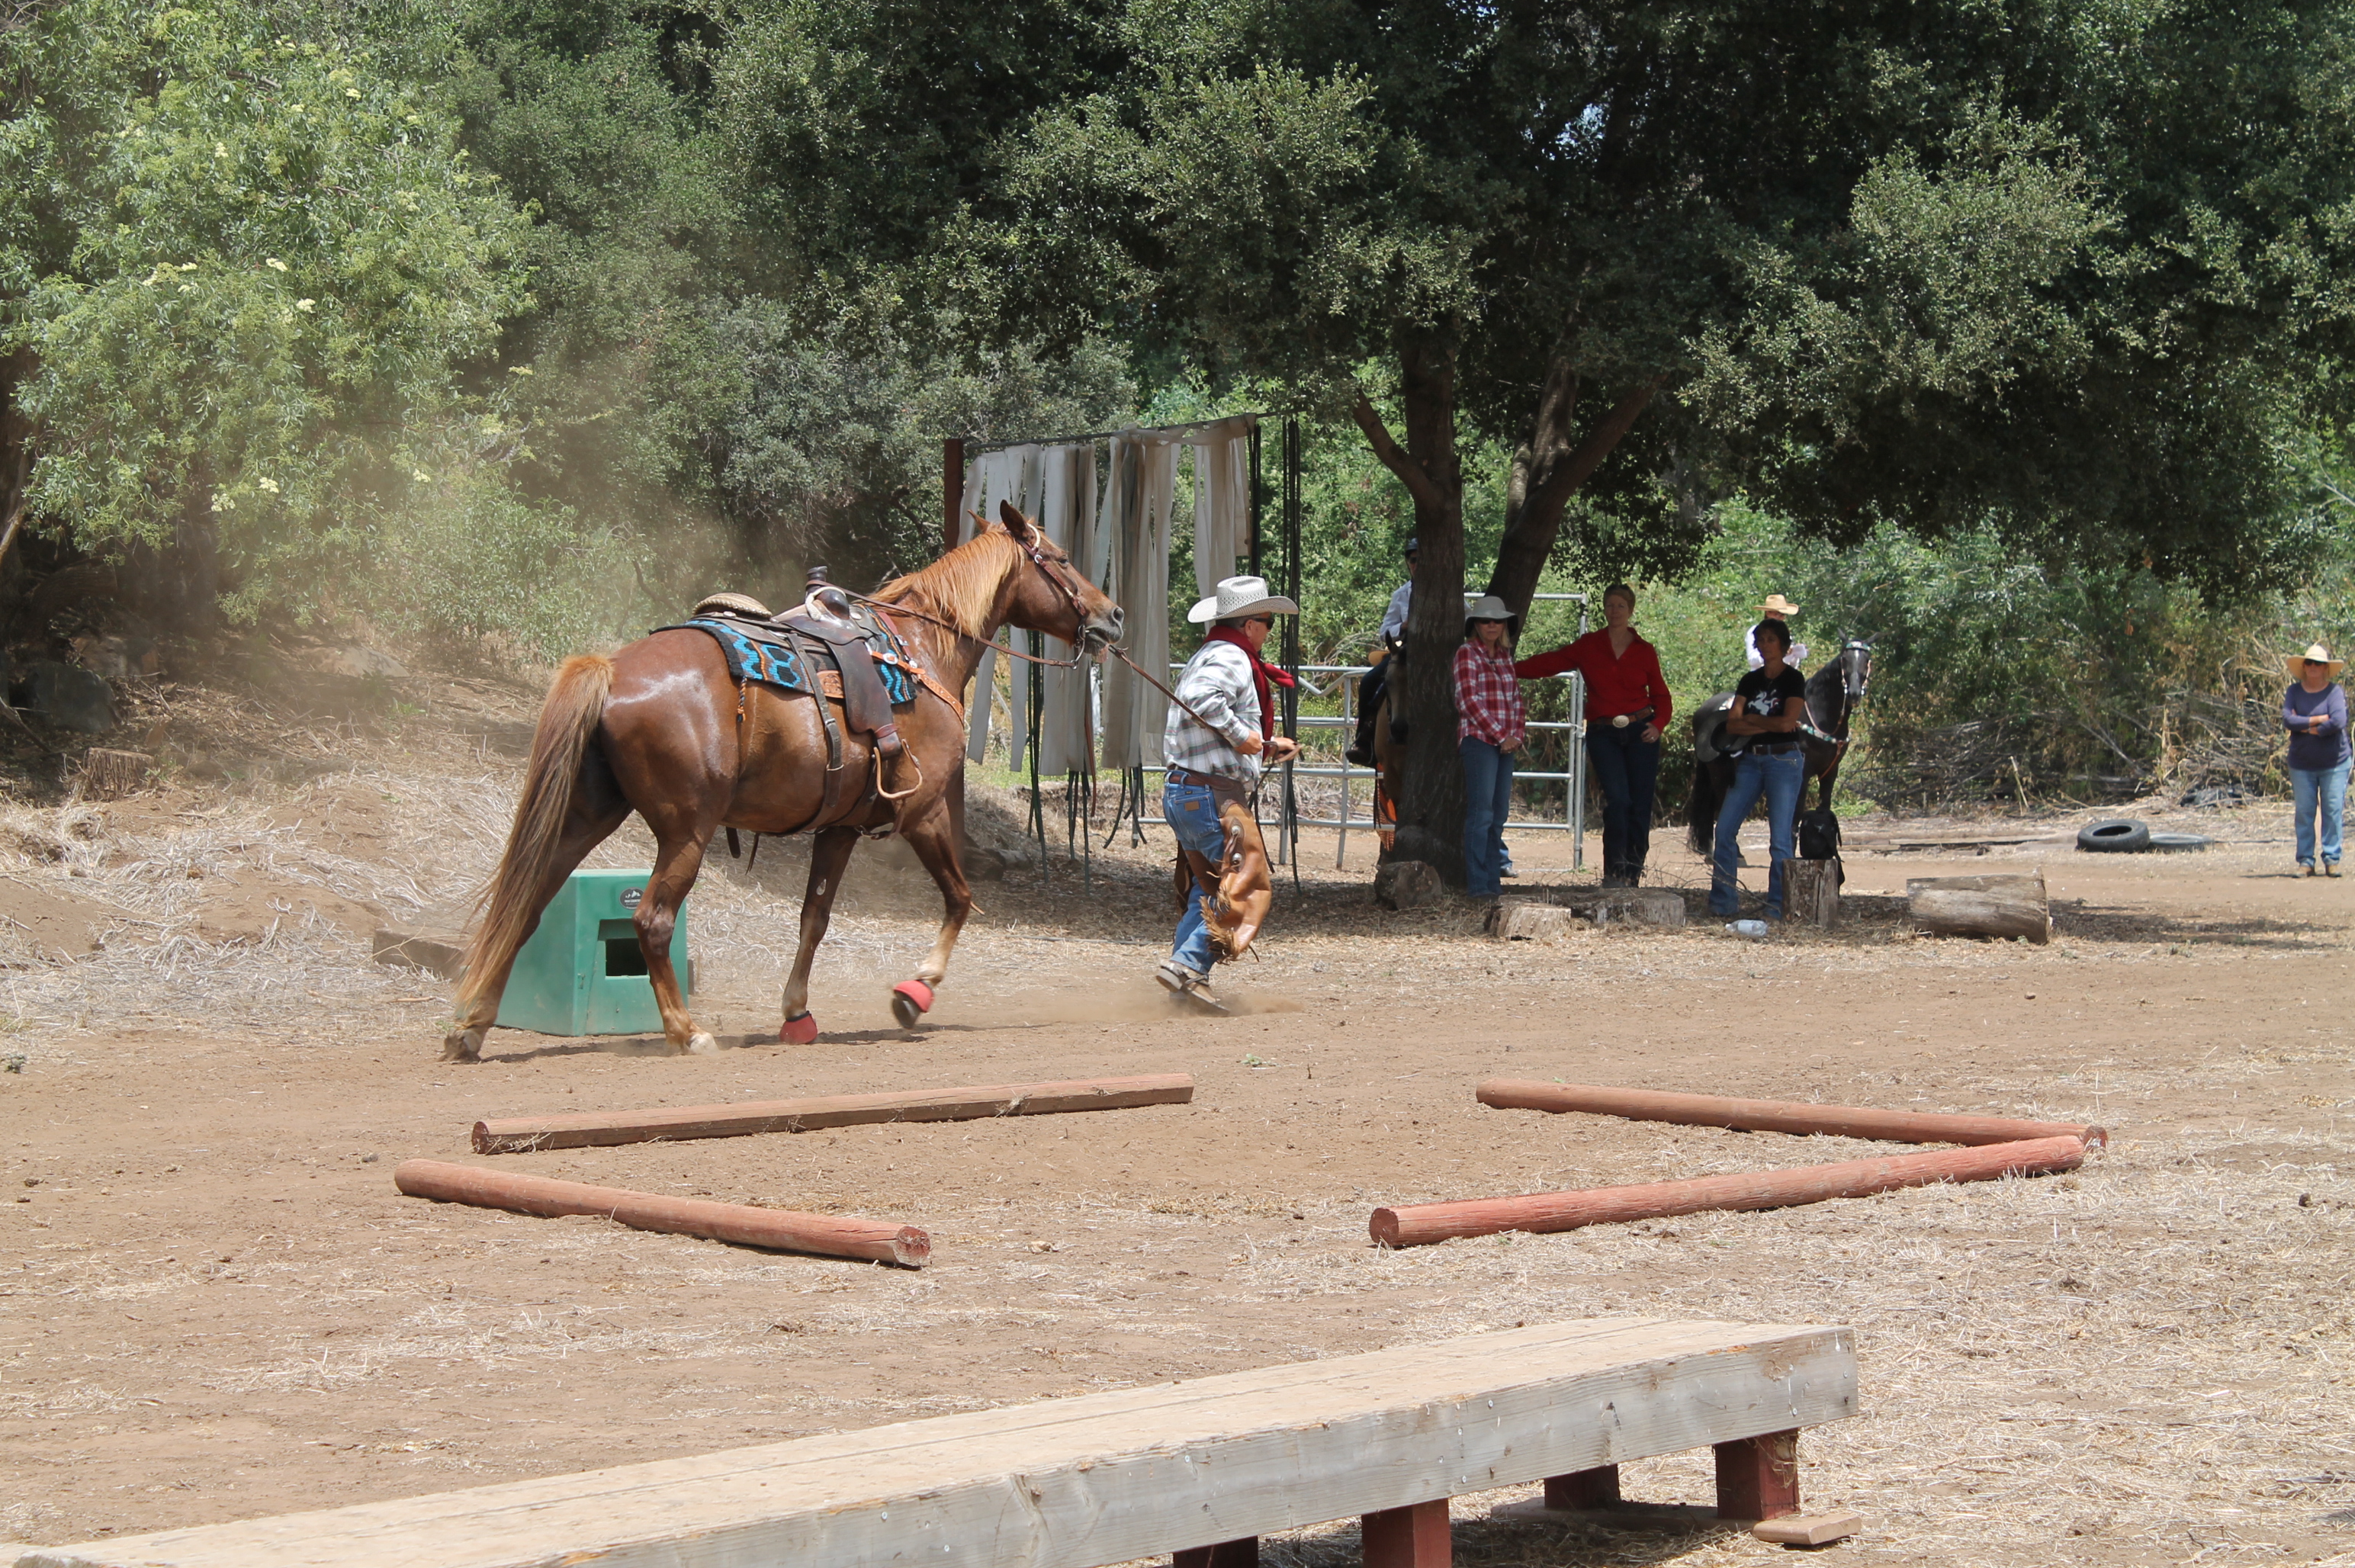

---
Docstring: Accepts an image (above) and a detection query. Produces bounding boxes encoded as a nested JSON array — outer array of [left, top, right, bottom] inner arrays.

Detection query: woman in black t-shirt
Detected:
[[1708, 621, 1810, 919]]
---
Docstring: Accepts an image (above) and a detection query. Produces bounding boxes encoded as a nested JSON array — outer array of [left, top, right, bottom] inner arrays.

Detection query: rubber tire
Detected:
[[2077, 818, 2151, 853], [2145, 832, 2213, 853]]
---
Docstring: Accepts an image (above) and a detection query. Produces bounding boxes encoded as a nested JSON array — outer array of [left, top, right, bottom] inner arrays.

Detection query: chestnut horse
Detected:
[[442, 503, 1123, 1062]]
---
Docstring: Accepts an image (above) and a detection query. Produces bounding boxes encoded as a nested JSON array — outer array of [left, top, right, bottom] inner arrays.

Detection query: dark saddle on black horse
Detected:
[[669, 572, 920, 760]]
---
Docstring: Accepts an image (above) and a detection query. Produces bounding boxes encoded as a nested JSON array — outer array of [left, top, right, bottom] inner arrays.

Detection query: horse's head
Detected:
[[994, 500, 1124, 654], [1840, 639, 1875, 705]]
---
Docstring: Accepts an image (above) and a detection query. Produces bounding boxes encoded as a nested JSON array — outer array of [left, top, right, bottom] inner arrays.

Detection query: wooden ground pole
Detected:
[[394, 1160, 930, 1266], [1477, 1078, 2107, 1147], [1371, 1135, 2088, 1247], [473, 1073, 1194, 1153]]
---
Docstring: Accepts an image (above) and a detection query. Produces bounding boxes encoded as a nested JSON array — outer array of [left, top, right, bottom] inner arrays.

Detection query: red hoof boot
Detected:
[[779, 1012, 819, 1045], [889, 979, 935, 1030]]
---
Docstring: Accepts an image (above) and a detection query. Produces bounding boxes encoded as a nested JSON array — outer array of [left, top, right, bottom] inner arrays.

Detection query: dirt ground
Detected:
[[1, 673, 2351, 1567]]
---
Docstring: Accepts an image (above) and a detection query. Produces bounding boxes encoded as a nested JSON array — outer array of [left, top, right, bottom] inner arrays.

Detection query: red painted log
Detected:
[[473, 1073, 1195, 1154], [1369, 1134, 2087, 1248], [1478, 1078, 2106, 1149], [394, 1159, 929, 1267]]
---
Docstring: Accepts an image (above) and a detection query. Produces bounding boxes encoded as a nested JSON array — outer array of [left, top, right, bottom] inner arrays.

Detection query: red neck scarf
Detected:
[[1205, 625, 1297, 737]]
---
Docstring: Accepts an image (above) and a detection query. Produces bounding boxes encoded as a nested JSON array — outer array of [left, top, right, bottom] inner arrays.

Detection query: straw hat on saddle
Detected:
[[1758, 593, 1801, 617], [2288, 642, 2347, 678], [1187, 575, 1300, 624]]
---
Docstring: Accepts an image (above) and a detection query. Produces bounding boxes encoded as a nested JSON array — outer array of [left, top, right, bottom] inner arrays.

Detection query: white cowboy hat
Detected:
[[1759, 593, 1801, 615], [1187, 575, 1300, 624], [2288, 643, 2347, 677], [1465, 595, 1515, 621]]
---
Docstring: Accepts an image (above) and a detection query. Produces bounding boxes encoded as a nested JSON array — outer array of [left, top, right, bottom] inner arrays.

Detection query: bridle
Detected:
[[1798, 640, 1873, 748]]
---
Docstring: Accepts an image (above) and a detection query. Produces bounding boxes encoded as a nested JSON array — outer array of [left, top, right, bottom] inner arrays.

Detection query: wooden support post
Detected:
[[1784, 856, 1840, 926], [1361, 1501, 1450, 1568], [1544, 1466, 1620, 1509], [1715, 1430, 1801, 1520], [943, 438, 965, 556], [1172, 1540, 1258, 1568]]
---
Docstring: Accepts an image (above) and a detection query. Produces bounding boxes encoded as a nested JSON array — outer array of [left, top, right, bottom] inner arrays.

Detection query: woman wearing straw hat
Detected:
[[1747, 593, 1810, 671], [2283, 643, 2349, 877], [1454, 596, 1527, 900]]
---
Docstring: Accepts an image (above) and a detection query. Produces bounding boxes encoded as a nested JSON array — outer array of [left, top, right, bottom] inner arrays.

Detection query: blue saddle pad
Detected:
[[665, 619, 916, 706]]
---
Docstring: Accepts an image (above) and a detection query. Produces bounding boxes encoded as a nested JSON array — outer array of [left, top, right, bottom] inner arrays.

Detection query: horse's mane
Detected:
[[874, 529, 1023, 641]]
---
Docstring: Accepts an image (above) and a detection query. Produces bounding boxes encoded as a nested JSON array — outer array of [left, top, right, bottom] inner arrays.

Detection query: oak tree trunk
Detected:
[[1349, 335, 1663, 887]]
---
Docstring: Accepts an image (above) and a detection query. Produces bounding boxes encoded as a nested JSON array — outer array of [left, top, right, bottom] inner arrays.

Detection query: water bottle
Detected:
[[1725, 919, 1769, 939]]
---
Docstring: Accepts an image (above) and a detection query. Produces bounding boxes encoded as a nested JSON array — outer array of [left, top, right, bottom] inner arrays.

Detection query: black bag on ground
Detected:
[[1798, 808, 1841, 861]]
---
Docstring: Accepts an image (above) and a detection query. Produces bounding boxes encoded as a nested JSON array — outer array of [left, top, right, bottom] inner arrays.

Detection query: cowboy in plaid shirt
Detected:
[[1454, 596, 1527, 898], [1155, 577, 1300, 1008]]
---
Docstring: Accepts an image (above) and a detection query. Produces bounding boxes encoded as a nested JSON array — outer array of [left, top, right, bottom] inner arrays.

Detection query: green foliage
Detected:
[[4, 0, 535, 625]]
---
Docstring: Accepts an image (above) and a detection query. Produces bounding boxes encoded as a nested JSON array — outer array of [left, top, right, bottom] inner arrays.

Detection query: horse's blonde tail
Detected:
[[457, 654, 615, 1017]]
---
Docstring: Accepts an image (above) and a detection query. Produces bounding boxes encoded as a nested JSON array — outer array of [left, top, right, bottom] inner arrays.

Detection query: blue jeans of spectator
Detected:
[[2291, 760, 2349, 867], [1459, 738, 1515, 898], [1710, 749, 1806, 917], [1586, 721, 1661, 877], [1163, 778, 1232, 975]]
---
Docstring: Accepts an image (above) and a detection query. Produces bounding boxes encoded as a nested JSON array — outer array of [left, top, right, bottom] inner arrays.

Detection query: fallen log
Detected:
[[394, 1159, 930, 1267], [1478, 1078, 2106, 1148], [1369, 1134, 2087, 1248], [472, 1073, 1194, 1154], [1907, 871, 2050, 944]]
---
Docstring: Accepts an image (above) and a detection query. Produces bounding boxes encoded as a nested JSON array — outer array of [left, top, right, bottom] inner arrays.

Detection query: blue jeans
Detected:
[[2291, 761, 2349, 866], [1586, 721, 1661, 877], [1164, 779, 1232, 975], [1710, 750, 1806, 917], [1460, 739, 1515, 898]]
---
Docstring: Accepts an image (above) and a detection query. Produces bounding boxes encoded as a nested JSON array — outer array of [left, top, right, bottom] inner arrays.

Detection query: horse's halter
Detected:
[[1008, 525, 1116, 653]]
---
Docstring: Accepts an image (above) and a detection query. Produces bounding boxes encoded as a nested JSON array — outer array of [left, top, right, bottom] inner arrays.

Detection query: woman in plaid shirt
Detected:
[[1454, 596, 1527, 899]]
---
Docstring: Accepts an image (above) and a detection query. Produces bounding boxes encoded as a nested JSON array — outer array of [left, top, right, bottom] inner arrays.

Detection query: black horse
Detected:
[[1686, 639, 1875, 853]]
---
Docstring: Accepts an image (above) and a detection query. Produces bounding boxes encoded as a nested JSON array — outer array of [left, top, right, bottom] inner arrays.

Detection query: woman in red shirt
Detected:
[[1514, 583, 1672, 886]]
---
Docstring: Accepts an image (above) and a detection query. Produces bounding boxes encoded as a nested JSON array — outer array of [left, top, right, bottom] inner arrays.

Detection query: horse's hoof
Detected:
[[889, 979, 934, 1030], [440, 1028, 483, 1063], [779, 1012, 819, 1045], [684, 1031, 719, 1056]]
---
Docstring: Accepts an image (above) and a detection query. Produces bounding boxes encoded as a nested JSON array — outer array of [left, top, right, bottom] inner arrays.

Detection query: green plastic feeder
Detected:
[[496, 869, 689, 1036]]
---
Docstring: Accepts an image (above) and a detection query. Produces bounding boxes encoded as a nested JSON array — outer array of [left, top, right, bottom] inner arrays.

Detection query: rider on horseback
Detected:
[[1346, 536, 1415, 766]]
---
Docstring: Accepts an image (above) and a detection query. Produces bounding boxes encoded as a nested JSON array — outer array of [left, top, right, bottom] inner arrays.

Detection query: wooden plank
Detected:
[[472, 1074, 1195, 1153], [1752, 1510, 1862, 1545], [1371, 1136, 2087, 1247], [24, 1318, 1855, 1568], [394, 1161, 929, 1268], [1477, 1078, 2106, 1148]]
